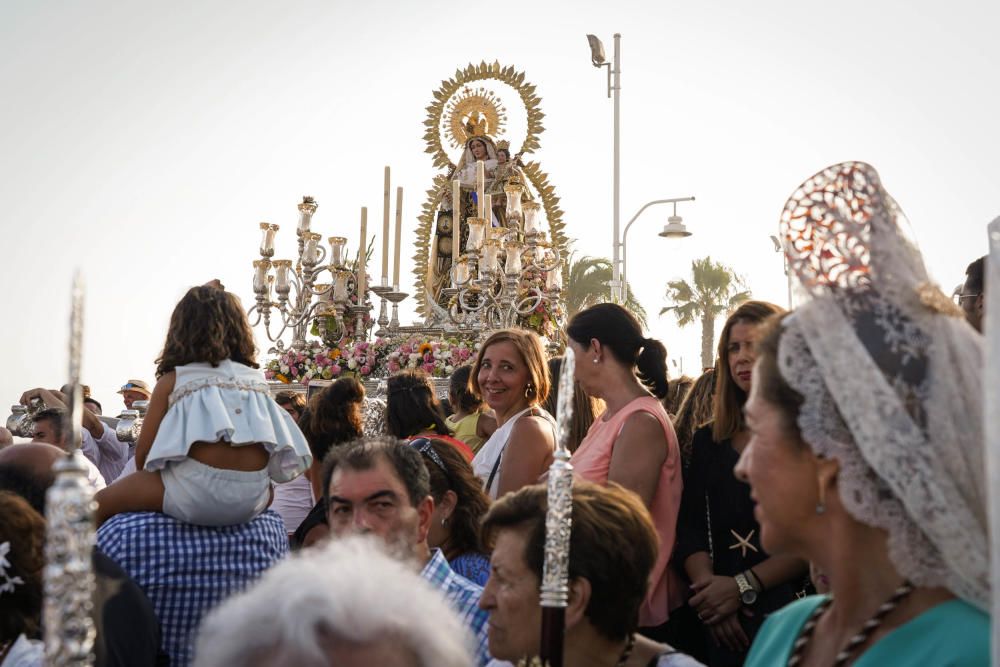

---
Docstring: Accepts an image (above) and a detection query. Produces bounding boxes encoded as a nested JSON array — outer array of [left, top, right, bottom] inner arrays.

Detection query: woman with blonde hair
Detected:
[[470, 328, 555, 499]]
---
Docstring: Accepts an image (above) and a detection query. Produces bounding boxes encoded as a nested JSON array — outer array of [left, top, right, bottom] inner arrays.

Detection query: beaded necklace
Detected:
[[787, 580, 914, 667]]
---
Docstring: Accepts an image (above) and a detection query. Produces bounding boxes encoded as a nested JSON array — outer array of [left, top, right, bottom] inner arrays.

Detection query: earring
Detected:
[[816, 484, 826, 515], [441, 517, 448, 527], [524, 383, 535, 399], [592, 357, 599, 364]]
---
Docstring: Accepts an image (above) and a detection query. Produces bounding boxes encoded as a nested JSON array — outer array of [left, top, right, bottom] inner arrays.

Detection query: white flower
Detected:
[[408, 353, 422, 364], [347, 358, 358, 370], [445, 365, 454, 374], [280, 364, 290, 374]]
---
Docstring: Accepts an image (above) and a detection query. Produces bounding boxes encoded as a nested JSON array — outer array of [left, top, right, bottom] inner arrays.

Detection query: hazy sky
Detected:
[[1, 0, 997, 412]]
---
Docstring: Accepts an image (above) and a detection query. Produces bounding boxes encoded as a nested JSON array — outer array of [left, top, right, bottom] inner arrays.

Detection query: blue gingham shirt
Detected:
[[421, 548, 492, 666], [97, 510, 288, 666]]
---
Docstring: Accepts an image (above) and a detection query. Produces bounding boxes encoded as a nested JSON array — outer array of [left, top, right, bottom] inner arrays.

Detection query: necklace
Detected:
[[787, 580, 914, 667], [615, 634, 635, 667]]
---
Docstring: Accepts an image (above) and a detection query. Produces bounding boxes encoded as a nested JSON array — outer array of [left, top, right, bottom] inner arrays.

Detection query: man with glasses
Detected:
[[321, 435, 491, 666], [118, 379, 152, 410], [955, 256, 987, 332]]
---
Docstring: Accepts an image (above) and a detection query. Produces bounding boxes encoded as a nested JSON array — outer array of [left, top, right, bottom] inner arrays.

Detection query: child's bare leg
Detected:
[[94, 470, 166, 527]]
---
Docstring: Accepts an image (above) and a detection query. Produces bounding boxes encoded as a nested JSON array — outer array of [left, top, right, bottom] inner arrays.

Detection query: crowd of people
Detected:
[[0, 161, 992, 667]]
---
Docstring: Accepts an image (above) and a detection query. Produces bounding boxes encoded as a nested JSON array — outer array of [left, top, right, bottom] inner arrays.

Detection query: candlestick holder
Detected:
[[371, 284, 392, 336], [349, 304, 370, 343], [385, 290, 409, 333]]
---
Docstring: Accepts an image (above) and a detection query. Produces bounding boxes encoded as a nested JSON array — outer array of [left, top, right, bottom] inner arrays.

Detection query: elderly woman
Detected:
[[470, 329, 555, 499], [566, 303, 682, 632], [408, 437, 492, 585], [479, 481, 703, 666], [737, 162, 989, 666], [674, 301, 807, 666], [195, 536, 473, 667]]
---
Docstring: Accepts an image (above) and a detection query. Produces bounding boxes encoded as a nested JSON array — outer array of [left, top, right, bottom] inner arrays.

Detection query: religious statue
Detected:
[[415, 62, 570, 327]]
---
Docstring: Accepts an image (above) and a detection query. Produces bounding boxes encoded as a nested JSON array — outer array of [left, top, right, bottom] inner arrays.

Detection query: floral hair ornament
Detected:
[[0, 540, 25, 595], [775, 162, 989, 609]]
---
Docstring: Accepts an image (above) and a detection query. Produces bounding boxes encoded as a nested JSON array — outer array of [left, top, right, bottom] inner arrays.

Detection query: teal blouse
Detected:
[[745, 595, 989, 666]]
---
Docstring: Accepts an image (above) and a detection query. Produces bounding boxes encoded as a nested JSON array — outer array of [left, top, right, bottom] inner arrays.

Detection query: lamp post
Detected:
[[620, 197, 695, 303], [586, 33, 622, 302]]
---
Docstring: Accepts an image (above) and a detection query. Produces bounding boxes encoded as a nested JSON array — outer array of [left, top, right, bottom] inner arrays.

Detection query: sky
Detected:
[[1, 0, 997, 413]]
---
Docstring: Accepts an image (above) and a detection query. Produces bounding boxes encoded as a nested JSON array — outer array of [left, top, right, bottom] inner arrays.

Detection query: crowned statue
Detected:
[[417, 64, 564, 330]]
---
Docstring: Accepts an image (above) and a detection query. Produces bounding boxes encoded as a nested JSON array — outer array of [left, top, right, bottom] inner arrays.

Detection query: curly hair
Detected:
[[418, 438, 491, 559], [300, 377, 365, 463], [0, 491, 45, 642], [155, 285, 258, 378], [386, 370, 450, 438]]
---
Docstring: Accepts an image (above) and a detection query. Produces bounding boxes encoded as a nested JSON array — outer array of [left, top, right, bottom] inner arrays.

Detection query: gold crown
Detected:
[[496, 139, 510, 151]]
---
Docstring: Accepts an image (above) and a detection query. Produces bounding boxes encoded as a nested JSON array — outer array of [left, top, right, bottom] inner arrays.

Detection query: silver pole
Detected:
[[984, 216, 1000, 666], [611, 33, 622, 303]]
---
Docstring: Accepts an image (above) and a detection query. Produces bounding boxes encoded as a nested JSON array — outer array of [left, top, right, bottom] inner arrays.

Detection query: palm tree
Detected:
[[661, 256, 750, 369], [564, 254, 647, 327]]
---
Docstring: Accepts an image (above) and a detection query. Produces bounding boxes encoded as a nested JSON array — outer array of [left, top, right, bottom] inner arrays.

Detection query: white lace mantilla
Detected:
[[776, 162, 989, 610], [168, 376, 271, 407]]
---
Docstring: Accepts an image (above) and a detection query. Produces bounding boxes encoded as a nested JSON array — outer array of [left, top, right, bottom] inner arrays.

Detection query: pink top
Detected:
[[570, 395, 683, 627]]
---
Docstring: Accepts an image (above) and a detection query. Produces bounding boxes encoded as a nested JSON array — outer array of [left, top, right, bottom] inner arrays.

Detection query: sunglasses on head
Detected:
[[408, 437, 449, 478], [121, 383, 143, 392]]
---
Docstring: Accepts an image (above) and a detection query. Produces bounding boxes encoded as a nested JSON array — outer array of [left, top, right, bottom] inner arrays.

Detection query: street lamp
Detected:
[[621, 197, 695, 302], [586, 32, 622, 301]]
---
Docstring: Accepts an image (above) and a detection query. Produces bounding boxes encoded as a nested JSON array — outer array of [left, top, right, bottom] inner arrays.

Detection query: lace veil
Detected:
[[776, 162, 988, 609]]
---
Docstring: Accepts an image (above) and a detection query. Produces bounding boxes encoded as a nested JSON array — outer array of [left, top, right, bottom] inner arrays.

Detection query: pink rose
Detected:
[[290, 366, 299, 377], [388, 360, 400, 373], [361, 365, 372, 375], [422, 362, 436, 374], [330, 365, 342, 377]]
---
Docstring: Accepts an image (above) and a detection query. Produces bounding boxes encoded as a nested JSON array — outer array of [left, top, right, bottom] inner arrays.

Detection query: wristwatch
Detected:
[[734, 572, 758, 605]]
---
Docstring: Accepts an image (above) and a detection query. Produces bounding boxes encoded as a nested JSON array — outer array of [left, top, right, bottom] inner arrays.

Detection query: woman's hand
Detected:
[[690, 575, 741, 624], [706, 612, 751, 653]]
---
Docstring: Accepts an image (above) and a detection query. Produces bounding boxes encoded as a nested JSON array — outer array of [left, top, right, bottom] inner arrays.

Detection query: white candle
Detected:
[[274, 260, 290, 290], [381, 166, 390, 285], [476, 160, 485, 218], [485, 194, 492, 226], [329, 237, 347, 268], [358, 207, 367, 303], [260, 222, 278, 256], [454, 258, 470, 284], [546, 264, 563, 291], [505, 240, 524, 275], [452, 179, 461, 263], [393, 187, 403, 288], [252, 260, 270, 293], [467, 218, 485, 251]]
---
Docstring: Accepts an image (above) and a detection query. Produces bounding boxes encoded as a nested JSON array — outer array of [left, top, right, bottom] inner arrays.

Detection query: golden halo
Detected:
[[447, 87, 507, 149], [423, 60, 546, 170]]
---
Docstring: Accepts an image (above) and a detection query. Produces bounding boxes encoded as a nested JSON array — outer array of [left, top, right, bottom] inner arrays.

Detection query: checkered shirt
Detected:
[[97, 510, 288, 666], [421, 548, 492, 666]]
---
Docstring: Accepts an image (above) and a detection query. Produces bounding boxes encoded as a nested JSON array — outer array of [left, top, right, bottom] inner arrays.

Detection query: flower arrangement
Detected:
[[265, 337, 390, 385], [384, 336, 479, 378]]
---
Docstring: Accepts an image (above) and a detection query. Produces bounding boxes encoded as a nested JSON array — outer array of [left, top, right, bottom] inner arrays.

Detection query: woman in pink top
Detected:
[[567, 303, 683, 634]]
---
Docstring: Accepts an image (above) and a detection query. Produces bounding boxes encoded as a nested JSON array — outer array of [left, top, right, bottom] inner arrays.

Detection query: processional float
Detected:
[[245, 61, 572, 400]]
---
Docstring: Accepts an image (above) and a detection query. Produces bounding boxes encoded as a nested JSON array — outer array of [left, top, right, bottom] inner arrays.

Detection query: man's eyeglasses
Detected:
[[953, 292, 981, 305]]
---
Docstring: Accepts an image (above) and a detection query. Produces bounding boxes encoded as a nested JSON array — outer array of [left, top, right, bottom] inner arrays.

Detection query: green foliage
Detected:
[[661, 257, 750, 368], [564, 253, 647, 328]]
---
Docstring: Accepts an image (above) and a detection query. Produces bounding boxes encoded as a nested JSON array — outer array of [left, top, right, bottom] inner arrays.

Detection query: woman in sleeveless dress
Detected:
[[470, 329, 555, 500], [566, 303, 682, 634]]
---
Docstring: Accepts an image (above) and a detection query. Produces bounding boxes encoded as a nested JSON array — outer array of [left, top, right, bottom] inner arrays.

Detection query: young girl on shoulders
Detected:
[[95, 283, 311, 527]]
